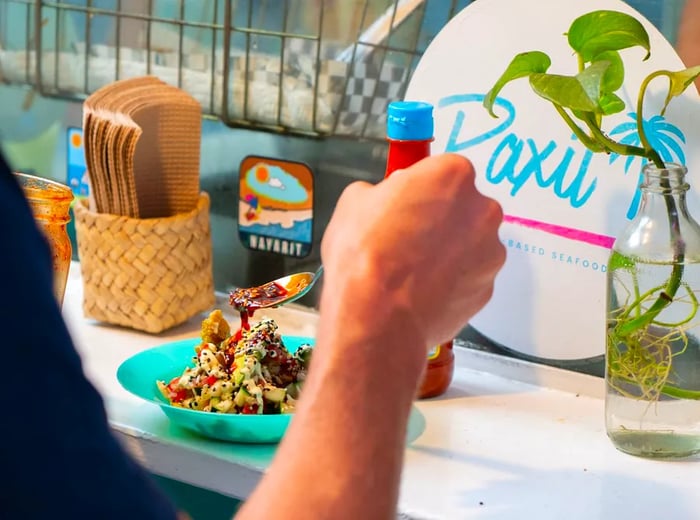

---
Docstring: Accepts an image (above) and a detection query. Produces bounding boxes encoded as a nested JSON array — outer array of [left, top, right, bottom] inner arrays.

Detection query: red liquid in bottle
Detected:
[[385, 101, 455, 399]]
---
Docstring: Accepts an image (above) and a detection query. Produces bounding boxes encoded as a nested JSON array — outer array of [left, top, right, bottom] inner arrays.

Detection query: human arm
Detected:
[[676, 0, 700, 88], [236, 154, 505, 520]]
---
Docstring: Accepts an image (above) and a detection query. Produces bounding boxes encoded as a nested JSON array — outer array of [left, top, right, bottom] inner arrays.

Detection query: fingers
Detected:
[[431, 153, 477, 182], [476, 198, 507, 272], [334, 180, 373, 213], [320, 180, 372, 262], [402, 153, 475, 180], [385, 153, 476, 192], [318, 151, 507, 350]]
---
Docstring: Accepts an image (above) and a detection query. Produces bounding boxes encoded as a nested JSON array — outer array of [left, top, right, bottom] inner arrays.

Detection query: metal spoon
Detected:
[[229, 265, 324, 311]]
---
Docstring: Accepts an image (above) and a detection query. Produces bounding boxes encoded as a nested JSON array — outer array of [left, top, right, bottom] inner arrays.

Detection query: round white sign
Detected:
[[406, 0, 700, 360]]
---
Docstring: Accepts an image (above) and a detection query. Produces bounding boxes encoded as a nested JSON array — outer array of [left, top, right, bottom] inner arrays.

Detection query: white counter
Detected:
[[61, 263, 700, 520]]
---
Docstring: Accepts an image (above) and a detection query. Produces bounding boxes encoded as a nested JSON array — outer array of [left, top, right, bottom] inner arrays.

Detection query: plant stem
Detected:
[[553, 105, 605, 152], [632, 271, 641, 319], [614, 71, 688, 337], [617, 283, 666, 321], [616, 269, 682, 335], [581, 113, 651, 159], [613, 373, 700, 400], [602, 70, 691, 401], [653, 283, 699, 328], [658, 384, 700, 400], [636, 71, 668, 169]]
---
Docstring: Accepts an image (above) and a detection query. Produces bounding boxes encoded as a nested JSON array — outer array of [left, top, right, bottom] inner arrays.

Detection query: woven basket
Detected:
[[74, 192, 215, 333]]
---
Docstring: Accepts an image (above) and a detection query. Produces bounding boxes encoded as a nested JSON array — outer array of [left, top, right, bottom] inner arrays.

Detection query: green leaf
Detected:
[[599, 93, 626, 115], [567, 10, 651, 63], [658, 65, 700, 115], [593, 51, 624, 93], [530, 73, 598, 112], [483, 51, 551, 117], [529, 62, 611, 114], [576, 61, 610, 105], [571, 109, 591, 121]]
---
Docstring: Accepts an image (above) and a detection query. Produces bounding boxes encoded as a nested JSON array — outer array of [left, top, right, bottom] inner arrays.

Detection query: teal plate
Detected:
[[117, 336, 314, 444], [117, 336, 427, 444]]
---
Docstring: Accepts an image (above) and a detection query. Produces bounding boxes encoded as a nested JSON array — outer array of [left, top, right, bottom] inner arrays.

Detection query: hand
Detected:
[[320, 153, 506, 353], [676, 0, 700, 90], [240, 154, 505, 520]]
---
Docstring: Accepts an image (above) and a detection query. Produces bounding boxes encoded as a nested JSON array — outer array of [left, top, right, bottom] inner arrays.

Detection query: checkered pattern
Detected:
[[337, 60, 409, 138], [279, 38, 411, 138], [227, 53, 326, 131], [0, 37, 412, 139], [0, 0, 430, 140]]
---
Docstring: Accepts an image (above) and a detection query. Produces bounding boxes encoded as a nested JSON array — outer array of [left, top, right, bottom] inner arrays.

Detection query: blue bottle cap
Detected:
[[386, 101, 434, 141]]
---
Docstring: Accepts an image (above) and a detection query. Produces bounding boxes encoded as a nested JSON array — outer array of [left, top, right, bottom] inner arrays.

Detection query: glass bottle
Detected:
[[385, 100, 455, 399], [606, 162, 700, 458], [15, 172, 74, 307]]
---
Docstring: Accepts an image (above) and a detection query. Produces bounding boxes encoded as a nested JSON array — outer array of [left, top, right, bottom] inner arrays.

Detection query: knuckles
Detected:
[[335, 180, 373, 214], [486, 198, 504, 227], [439, 154, 476, 179]]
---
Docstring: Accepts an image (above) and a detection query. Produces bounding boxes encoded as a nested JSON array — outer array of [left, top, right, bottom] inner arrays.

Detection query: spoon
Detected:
[[229, 265, 324, 312]]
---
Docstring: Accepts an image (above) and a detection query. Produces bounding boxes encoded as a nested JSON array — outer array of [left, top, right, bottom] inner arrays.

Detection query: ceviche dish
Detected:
[[157, 310, 312, 415]]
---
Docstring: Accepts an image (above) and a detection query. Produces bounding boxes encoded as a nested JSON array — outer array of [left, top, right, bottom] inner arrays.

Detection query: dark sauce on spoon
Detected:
[[229, 281, 289, 342]]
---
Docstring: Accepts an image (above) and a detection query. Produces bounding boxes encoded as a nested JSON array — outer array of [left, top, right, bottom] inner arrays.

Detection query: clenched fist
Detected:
[[320, 153, 506, 356]]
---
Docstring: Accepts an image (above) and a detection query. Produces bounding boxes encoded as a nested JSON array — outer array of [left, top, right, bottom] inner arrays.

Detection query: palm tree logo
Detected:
[[608, 112, 687, 219]]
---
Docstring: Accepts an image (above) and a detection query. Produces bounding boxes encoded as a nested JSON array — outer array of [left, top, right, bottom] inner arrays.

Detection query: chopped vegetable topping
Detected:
[[157, 311, 311, 415]]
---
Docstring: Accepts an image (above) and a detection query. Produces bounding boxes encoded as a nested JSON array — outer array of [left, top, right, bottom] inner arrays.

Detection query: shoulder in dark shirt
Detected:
[[0, 154, 178, 520]]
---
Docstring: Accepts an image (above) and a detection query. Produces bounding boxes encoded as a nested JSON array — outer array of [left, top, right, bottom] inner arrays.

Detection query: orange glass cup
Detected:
[[15, 173, 74, 306]]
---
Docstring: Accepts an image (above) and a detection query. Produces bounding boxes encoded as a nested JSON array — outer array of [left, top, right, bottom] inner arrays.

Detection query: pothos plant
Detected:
[[482, 10, 700, 401]]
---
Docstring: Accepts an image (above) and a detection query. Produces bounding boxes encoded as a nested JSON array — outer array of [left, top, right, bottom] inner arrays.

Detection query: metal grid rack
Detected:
[[0, 0, 468, 140]]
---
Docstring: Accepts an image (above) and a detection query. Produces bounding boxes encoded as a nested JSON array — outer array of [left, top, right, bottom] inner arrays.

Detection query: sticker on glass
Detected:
[[238, 156, 314, 258], [67, 127, 89, 198]]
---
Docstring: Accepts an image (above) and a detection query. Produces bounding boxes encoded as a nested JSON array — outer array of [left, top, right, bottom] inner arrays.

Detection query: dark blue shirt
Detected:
[[0, 153, 179, 519]]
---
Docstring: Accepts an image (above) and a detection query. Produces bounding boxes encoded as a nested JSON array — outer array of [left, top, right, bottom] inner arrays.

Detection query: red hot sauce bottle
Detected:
[[384, 101, 455, 399]]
